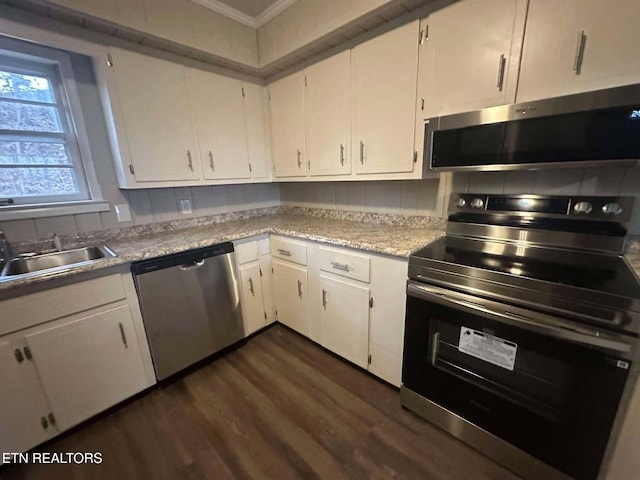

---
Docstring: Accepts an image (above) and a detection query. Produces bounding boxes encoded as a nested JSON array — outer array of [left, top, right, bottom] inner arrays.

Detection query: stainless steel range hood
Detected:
[[426, 83, 640, 172]]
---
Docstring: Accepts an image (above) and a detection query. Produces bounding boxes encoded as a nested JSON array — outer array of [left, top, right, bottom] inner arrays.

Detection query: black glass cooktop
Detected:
[[412, 236, 640, 300]]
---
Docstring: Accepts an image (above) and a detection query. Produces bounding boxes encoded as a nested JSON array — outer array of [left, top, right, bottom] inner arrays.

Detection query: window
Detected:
[[0, 37, 105, 217]]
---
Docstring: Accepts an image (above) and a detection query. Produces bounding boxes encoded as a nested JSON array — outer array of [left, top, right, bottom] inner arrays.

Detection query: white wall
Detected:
[[280, 164, 640, 234], [280, 179, 441, 216]]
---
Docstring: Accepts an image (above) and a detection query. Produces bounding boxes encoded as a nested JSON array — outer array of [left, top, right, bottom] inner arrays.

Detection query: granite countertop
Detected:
[[0, 214, 445, 291]]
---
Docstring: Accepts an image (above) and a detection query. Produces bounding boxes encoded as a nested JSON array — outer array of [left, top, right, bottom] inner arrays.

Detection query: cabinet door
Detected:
[[239, 262, 267, 335], [25, 305, 149, 431], [305, 51, 351, 176], [272, 260, 309, 336], [188, 69, 250, 180], [352, 21, 419, 175], [259, 254, 276, 324], [269, 72, 307, 178], [368, 256, 408, 387], [243, 83, 272, 179], [110, 48, 199, 182], [422, 0, 527, 117], [517, 0, 640, 102], [319, 275, 370, 369], [0, 339, 54, 455]]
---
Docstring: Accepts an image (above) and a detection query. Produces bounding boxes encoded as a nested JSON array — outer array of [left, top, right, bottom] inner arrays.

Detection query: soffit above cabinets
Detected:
[[191, 0, 298, 28]]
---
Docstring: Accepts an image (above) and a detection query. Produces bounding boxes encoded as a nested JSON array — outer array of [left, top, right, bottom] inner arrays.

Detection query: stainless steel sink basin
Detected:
[[1, 245, 116, 278]]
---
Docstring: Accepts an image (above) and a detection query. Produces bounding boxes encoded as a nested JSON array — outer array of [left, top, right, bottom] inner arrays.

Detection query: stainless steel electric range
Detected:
[[401, 193, 640, 480]]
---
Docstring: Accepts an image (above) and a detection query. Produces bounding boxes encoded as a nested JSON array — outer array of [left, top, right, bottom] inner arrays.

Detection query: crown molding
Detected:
[[191, 0, 297, 29]]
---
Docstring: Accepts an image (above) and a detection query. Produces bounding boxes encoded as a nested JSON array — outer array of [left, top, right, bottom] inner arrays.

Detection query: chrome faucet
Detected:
[[0, 231, 14, 262], [53, 233, 63, 252]]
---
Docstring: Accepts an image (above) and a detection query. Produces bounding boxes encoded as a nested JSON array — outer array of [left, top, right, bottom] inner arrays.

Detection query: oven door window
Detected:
[[403, 296, 629, 480]]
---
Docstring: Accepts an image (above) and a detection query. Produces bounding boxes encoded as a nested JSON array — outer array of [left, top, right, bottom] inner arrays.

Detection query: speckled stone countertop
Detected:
[[0, 213, 445, 292]]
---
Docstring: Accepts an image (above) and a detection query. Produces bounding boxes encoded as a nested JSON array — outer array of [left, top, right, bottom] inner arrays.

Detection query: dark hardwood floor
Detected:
[[2, 325, 521, 480]]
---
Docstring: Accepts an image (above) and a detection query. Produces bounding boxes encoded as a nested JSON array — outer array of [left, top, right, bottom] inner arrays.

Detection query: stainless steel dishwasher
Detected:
[[132, 243, 244, 380]]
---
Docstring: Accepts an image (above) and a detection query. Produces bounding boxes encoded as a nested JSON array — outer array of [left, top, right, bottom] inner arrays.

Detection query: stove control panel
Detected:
[[449, 194, 634, 222]]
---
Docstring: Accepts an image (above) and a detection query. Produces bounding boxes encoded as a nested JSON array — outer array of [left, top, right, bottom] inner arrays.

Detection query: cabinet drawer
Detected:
[[318, 247, 370, 283], [235, 241, 259, 265], [270, 236, 307, 265], [0, 274, 126, 336]]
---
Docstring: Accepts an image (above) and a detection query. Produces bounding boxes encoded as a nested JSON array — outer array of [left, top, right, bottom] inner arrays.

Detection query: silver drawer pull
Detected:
[[278, 249, 291, 257], [573, 30, 587, 75], [331, 261, 350, 272], [496, 54, 506, 91]]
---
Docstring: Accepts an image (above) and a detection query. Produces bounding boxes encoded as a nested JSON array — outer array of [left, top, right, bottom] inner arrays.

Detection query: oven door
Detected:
[[403, 281, 632, 480]]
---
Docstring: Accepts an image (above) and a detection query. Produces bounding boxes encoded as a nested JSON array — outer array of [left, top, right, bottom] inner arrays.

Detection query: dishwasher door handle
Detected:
[[178, 259, 205, 270]]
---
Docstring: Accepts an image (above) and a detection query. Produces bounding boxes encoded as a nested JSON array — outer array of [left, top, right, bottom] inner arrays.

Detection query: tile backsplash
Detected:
[[280, 164, 640, 235]]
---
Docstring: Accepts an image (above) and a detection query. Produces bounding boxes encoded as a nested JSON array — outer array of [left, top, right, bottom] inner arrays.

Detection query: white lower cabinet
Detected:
[[0, 338, 57, 456], [239, 262, 267, 335], [319, 274, 370, 369], [235, 237, 275, 336], [24, 305, 149, 431], [368, 255, 408, 387], [272, 259, 309, 337], [0, 270, 155, 456]]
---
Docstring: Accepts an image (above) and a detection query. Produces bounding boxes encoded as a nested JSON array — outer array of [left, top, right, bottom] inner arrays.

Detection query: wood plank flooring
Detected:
[[2, 325, 521, 480]]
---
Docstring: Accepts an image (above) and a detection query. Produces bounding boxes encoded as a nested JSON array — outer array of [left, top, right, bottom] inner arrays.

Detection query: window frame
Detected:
[[0, 36, 105, 216]]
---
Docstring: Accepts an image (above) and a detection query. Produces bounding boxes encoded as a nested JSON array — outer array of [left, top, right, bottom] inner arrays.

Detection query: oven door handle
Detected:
[[407, 281, 633, 354]]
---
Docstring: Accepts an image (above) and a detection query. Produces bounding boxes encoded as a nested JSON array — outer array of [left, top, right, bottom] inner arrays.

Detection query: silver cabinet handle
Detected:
[[322, 288, 327, 309], [359, 141, 365, 164], [297, 280, 302, 298], [331, 261, 350, 272], [249, 277, 254, 296], [118, 322, 128, 349], [297, 149, 302, 168], [187, 150, 193, 171], [573, 30, 587, 75], [496, 54, 506, 91], [41, 417, 49, 430], [24, 346, 32, 360], [339, 144, 345, 166], [14, 348, 24, 363], [208, 151, 215, 171], [277, 249, 291, 257]]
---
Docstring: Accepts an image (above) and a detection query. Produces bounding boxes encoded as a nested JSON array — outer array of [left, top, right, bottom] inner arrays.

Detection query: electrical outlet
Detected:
[[179, 199, 192, 214], [114, 204, 131, 222]]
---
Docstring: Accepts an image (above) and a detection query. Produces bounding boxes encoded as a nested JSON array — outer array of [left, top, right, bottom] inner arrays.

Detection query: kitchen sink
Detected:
[[1, 245, 117, 278]]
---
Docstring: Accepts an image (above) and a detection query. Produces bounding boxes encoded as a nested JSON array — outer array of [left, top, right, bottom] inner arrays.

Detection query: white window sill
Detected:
[[0, 200, 110, 221]]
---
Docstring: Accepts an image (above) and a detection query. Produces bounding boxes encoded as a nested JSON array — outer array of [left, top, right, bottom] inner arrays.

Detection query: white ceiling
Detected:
[[191, 0, 298, 28]]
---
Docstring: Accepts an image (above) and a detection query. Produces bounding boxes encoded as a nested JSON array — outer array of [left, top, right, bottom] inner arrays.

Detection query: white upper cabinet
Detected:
[[305, 50, 351, 177], [187, 69, 251, 180], [242, 83, 272, 179], [421, 0, 528, 118], [517, 0, 640, 102], [352, 21, 420, 175], [269, 72, 307, 178], [109, 47, 199, 183]]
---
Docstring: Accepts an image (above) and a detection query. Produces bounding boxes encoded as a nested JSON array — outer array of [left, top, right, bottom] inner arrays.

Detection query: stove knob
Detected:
[[454, 197, 466, 208], [471, 198, 485, 209], [573, 201, 593, 214], [602, 203, 623, 215]]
